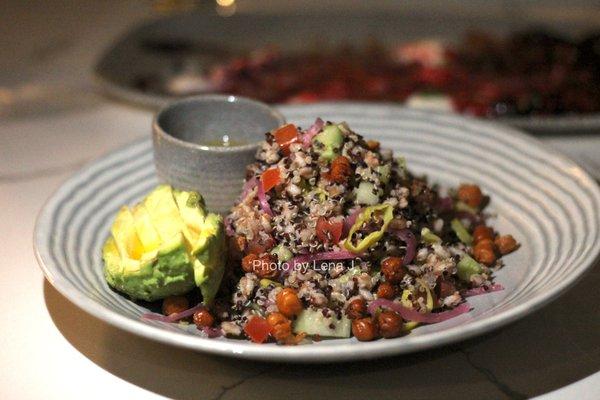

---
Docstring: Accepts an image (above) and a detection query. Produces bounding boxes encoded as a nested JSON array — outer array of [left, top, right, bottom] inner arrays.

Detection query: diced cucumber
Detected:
[[455, 201, 478, 214], [451, 218, 473, 245], [457, 255, 484, 281], [313, 125, 344, 161], [354, 181, 381, 205], [421, 227, 442, 244], [260, 278, 282, 288], [271, 245, 292, 262], [396, 157, 407, 179], [293, 308, 351, 338], [376, 163, 392, 185], [335, 267, 362, 284]]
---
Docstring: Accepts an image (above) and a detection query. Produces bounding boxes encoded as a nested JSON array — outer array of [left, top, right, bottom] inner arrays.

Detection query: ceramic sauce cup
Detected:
[[152, 95, 286, 214]]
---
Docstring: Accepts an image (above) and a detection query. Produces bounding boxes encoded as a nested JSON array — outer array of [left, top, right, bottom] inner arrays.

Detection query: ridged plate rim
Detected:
[[34, 104, 600, 362]]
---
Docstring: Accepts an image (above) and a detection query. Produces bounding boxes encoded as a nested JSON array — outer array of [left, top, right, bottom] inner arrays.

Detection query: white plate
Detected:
[[34, 104, 600, 362]]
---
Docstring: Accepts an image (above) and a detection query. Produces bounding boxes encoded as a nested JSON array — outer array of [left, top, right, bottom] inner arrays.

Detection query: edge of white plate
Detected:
[[34, 104, 600, 362]]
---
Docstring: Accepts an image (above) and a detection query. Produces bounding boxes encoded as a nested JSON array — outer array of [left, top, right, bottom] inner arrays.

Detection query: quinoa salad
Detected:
[[140, 120, 519, 344]]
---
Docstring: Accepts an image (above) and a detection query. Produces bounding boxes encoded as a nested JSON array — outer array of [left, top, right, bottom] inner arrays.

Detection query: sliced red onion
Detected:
[[394, 228, 417, 264], [239, 175, 272, 216], [256, 180, 273, 216], [463, 284, 504, 297], [302, 117, 324, 146], [202, 326, 223, 338], [240, 177, 258, 200], [436, 196, 453, 213], [141, 313, 170, 322], [142, 303, 205, 323], [342, 207, 362, 239], [368, 299, 471, 324]]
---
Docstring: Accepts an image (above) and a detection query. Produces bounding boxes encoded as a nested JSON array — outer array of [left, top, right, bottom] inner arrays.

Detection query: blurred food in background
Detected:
[[127, 29, 600, 118]]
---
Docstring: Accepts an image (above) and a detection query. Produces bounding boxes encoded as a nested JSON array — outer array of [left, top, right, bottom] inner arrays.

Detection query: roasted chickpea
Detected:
[[283, 332, 307, 346], [495, 235, 519, 255], [352, 317, 379, 341], [162, 296, 189, 316], [457, 184, 483, 208], [276, 288, 303, 318], [473, 245, 496, 266], [193, 309, 215, 328], [241, 254, 258, 273], [377, 311, 403, 338], [376, 282, 396, 300], [475, 238, 495, 249], [246, 235, 276, 255], [366, 140, 380, 151], [381, 257, 405, 283], [266, 312, 288, 327], [472, 225, 494, 244], [345, 298, 367, 319], [252, 254, 279, 279], [329, 155, 352, 184], [266, 312, 292, 342]]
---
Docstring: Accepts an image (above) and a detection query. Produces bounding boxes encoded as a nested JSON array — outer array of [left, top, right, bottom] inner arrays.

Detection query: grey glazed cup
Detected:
[[152, 95, 286, 214]]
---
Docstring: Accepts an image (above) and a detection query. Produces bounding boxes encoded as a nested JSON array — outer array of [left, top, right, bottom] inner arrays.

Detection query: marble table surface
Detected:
[[1, 1, 599, 399]]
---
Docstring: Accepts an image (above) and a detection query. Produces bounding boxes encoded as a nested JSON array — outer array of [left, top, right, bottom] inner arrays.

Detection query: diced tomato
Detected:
[[316, 217, 344, 244], [273, 124, 299, 155], [274, 124, 299, 146], [244, 316, 272, 343], [261, 167, 281, 192]]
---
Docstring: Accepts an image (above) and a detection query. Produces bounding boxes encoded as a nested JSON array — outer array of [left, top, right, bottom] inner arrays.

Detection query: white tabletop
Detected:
[[1, 1, 599, 399]]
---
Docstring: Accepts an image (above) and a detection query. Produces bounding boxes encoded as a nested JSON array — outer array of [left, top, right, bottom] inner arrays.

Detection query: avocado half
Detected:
[[102, 185, 226, 302]]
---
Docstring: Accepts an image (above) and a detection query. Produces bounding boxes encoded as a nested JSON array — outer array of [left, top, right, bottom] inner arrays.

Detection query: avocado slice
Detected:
[[174, 192, 226, 303], [102, 185, 227, 303], [103, 233, 195, 302], [131, 204, 162, 253], [111, 206, 144, 260], [173, 190, 206, 239], [192, 215, 226, 303], [144, 185, 186, 243]]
